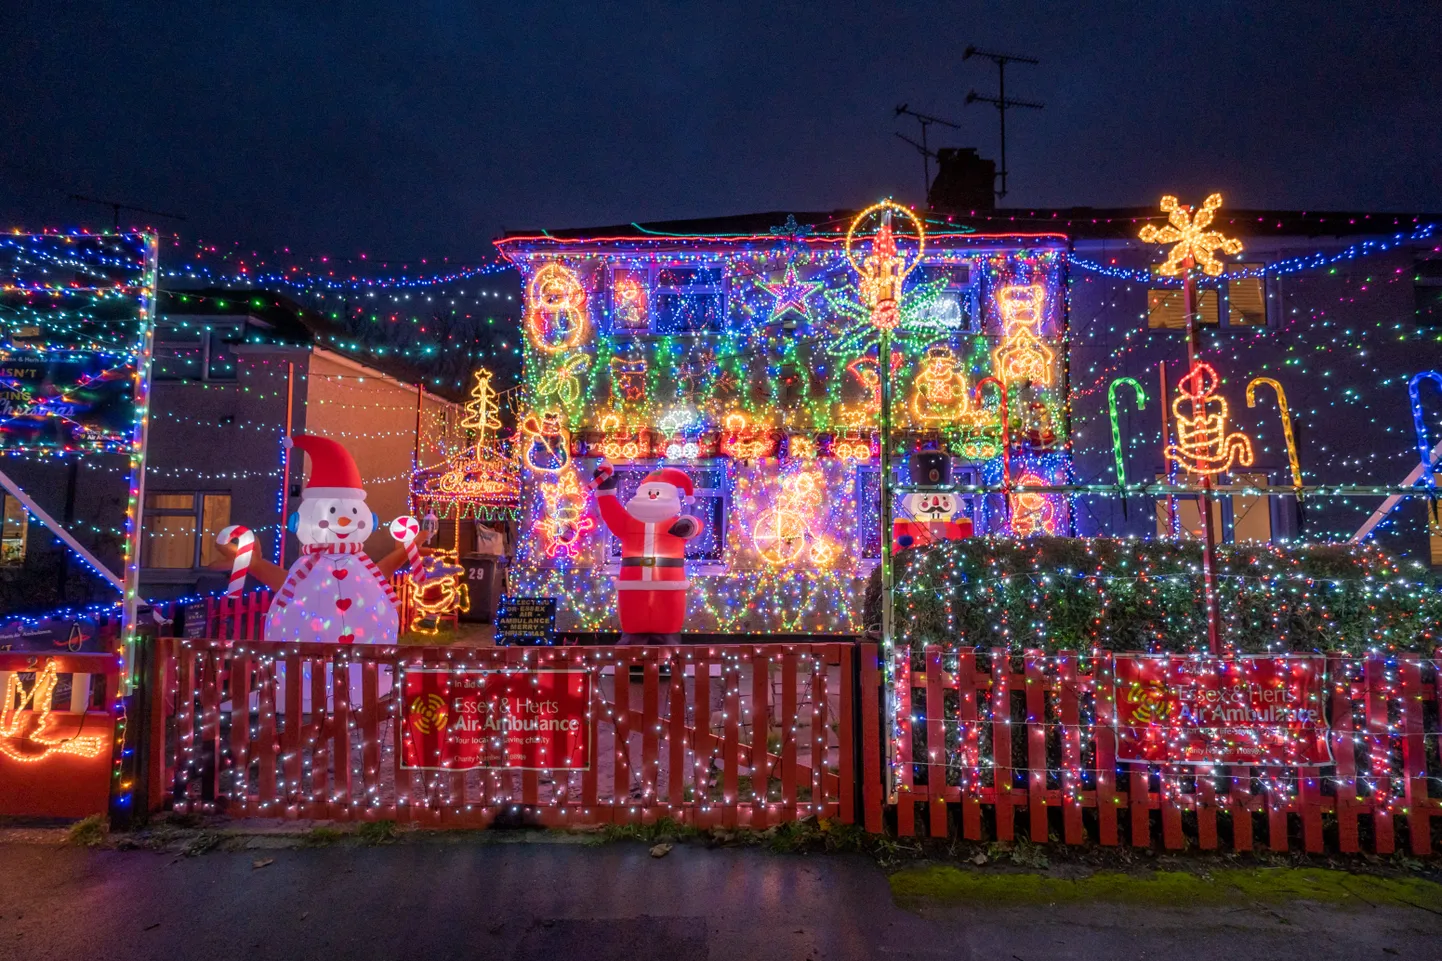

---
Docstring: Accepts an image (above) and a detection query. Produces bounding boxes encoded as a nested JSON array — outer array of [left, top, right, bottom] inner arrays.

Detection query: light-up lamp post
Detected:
[[846, 201, 924, 793], [1140, 194, 1242, 654]]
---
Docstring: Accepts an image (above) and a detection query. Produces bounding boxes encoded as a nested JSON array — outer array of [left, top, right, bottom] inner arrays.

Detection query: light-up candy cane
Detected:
[[973, 377, 1009, 488], [1408, 371, 1442, 488], [215, 525, 254, 596], [389, 516, 423, 577], [1246, 377, 1303, 497], [1107, 377, 1147, 518]]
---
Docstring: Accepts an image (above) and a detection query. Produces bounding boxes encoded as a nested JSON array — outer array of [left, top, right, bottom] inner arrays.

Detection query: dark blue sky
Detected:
[[5, 1, 1439, 260]]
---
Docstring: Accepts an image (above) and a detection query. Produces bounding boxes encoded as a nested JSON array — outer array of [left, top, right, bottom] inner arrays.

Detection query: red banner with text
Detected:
[[400, 669, 592, 771], [1114, 655, 1331, 765]]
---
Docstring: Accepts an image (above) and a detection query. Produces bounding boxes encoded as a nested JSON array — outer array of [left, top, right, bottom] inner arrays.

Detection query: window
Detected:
[[141, 492, 231, 569], [1148, 265, 1267, 329], [0, 496, 28, 565], [652, 266, 725, 334], [1227, 472, 1273, 543], [605, 463, 727, 563], [1416, 258, 1442, 326], [910, 264, 975, 332], [857, 460, 979, 558], [1155, 472, 1275, 544], [152, 320, 243, 381]]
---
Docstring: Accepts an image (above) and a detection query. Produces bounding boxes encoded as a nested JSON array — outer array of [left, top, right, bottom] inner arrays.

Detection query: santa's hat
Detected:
[[641, 466, 695, 500], [287, 434, 366, 501]]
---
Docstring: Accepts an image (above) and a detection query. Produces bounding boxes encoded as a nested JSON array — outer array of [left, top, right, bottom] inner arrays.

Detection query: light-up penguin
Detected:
[[216, 435, 443, 644]]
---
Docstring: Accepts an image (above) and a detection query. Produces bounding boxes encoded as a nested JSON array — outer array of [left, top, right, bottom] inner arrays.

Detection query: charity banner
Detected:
[[0, 353, 140, 452], [400, 668, 591, 771], [1113, 654, 1331, 766]]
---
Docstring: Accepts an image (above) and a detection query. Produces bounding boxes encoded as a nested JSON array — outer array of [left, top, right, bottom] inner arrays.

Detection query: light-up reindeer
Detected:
[[1166, 362, 1253, 476]]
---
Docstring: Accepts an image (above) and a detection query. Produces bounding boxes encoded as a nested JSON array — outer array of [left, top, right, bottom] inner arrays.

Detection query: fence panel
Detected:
[[159, 637, 872, 830], [893, 646, 1442, 856]]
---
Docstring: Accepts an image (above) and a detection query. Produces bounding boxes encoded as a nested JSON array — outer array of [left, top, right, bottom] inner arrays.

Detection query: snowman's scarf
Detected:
[[273, 541, 399, 614]]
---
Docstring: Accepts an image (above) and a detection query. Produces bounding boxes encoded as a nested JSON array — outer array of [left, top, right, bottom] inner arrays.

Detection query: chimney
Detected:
[[929, 148, 996, 211]]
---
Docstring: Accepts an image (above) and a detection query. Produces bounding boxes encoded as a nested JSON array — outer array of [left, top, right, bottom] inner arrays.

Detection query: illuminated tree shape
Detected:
[[911, 345, 971, 425], [1, 660, 105, 762], [993, 283, 1055, 385], [459, 368, 502, 444], [525, 262, 589, 353], [1138, 194, 1243, 277], [845, 202, 925, 330], [1166, 363, 1254, 476]]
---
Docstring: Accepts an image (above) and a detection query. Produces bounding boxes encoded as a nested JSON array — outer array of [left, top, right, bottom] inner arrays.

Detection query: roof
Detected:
[[159, 287, 469, 401], [498, 206, 1442, 247]]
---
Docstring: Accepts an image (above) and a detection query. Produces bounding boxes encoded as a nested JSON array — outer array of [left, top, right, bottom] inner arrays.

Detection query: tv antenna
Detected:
[[963, 46, 1044, 199], [894, 104, 961, 205], [68, 193, 186, 231]]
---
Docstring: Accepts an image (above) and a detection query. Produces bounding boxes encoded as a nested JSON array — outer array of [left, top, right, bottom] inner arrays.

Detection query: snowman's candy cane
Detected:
[[215, 525, 254, 596], [389, 516, 422, 576]]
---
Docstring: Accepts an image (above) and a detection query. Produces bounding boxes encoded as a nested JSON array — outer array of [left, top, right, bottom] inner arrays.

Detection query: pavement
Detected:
[[0, 837, 1438, 960]]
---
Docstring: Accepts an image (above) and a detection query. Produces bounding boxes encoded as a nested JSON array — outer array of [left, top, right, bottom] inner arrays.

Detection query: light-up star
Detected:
[[758, 262, 822, 323], [1139, 193, 1244, 277]]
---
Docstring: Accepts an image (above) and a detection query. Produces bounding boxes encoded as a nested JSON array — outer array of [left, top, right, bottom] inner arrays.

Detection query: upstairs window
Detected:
[[1148, 264, 1266, 329], [652, 266, 725, 334], [909, 263, 975, 332], [1416, 257, 1442, 326], [153, 320, 243, 381]]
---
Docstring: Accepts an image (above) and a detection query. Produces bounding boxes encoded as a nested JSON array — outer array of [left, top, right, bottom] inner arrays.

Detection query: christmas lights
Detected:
[[1165, 363, 1255, 476], [1138, 194, 1244, 277]]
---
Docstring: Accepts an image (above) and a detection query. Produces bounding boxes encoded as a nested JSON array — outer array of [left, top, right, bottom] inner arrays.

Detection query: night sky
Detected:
[[5, 1, 1439, 260]]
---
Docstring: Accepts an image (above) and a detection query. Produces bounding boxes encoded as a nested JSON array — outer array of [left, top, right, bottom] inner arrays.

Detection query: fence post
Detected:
[[859, 642, 884, 833]]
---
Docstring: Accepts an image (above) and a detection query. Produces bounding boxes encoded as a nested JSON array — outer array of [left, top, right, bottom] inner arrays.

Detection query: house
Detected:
[[495, 211, 1071, 635], [496, 199, 1442, 637]]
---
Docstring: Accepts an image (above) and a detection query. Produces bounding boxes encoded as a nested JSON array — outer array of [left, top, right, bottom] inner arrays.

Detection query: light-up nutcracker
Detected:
[[590, 459, 702, 642]]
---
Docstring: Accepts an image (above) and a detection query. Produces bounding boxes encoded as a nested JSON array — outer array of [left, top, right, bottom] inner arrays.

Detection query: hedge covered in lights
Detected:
[[865, 537, 1442, 654]]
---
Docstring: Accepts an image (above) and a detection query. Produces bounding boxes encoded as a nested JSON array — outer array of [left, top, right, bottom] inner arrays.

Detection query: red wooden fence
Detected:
[[893, 646, 1442, 856], [154, 635, 881, 829]]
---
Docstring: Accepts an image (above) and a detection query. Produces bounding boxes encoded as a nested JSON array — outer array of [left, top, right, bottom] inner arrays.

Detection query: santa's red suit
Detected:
[[592, 461, 702, 639]]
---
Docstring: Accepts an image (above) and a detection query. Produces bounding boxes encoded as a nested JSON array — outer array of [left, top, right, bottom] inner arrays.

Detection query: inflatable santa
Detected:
[[215, 435, 417, 644], [591, 460, 702, 642]]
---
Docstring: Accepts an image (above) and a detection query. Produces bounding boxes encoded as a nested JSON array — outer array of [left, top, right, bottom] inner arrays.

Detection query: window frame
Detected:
[[0, 494, 29, 567], [600, 458, 730, 572], [1146, 264, 1271, 331], [910, 262, 978, 334], [140, 491, 233, 570], [152, 319, 244, 382], [608, 263, 728, 337]]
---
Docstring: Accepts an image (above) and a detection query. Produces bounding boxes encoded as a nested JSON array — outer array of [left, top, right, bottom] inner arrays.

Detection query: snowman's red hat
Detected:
[[287, 434, 366, 501], [641, 466, 695, 500]]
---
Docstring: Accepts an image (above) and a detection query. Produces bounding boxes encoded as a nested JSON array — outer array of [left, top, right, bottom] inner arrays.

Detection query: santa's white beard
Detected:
[[626, 494, 681, 523]]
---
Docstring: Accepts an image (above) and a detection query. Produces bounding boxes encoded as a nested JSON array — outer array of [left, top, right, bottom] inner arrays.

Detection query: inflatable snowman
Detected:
[[219, 435, 414, 644]]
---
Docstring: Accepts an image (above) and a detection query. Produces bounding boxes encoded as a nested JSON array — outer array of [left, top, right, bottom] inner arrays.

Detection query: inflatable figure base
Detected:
[[619, 590, 687, 635]]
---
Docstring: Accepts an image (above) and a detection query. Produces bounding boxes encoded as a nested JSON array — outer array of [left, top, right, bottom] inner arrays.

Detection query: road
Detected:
[[0, 839, 1436, 960]]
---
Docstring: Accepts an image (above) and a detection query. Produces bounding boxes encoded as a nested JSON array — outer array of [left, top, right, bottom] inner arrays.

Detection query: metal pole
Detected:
[[878, 214, 897, 799], [1181, 253, 1222, 654], [997, 60, 1007, 198], [122, 232, 160, 689], [277, 360, 295, 564]]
